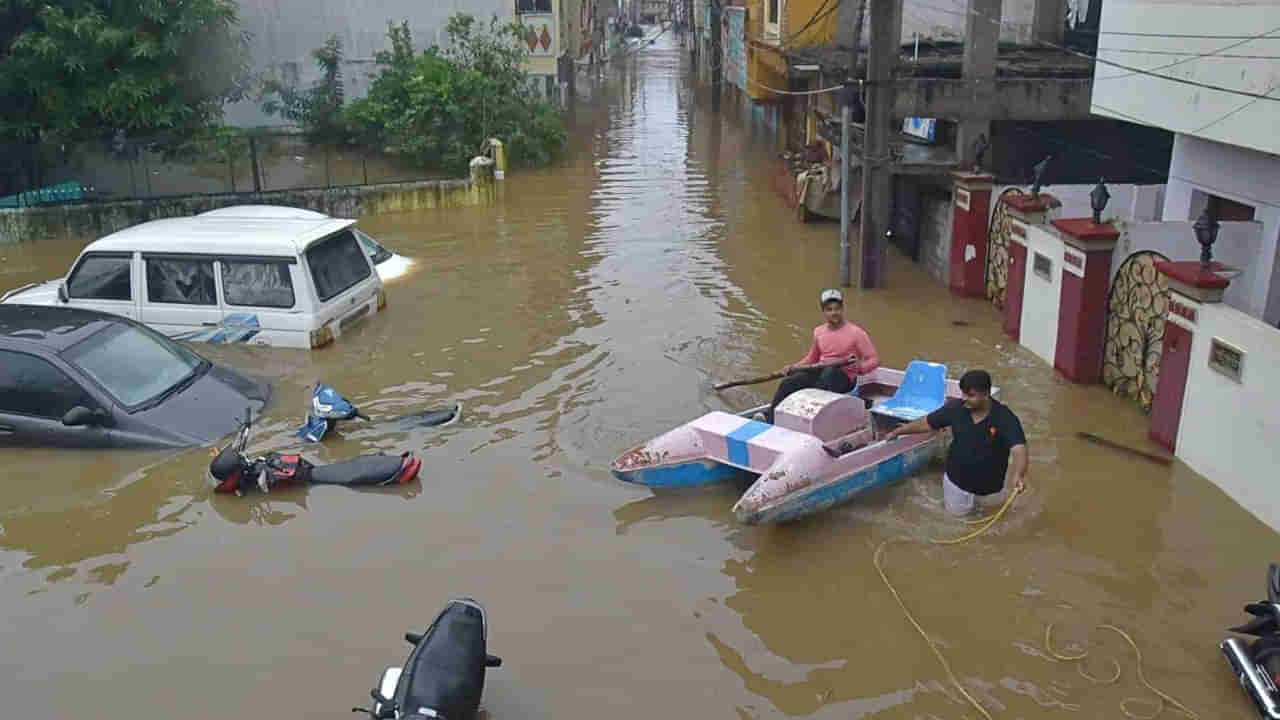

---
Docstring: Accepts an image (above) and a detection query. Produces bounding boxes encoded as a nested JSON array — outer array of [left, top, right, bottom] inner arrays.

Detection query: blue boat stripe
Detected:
[[726, 420, 771, 467]]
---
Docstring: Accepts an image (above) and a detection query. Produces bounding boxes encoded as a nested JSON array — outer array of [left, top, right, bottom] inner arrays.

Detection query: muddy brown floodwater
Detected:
[[1, 31, 1275, 719]]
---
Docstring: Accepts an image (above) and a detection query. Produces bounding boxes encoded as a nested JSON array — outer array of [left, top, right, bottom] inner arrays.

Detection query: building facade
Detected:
[[1090, 0, 1280, 325], [1084, 0, 1280, 531], [223, 0, 589, 126]]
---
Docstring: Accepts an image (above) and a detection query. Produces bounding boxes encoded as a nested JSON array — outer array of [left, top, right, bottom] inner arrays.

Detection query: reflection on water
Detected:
[[0, 29, 1273, 720]]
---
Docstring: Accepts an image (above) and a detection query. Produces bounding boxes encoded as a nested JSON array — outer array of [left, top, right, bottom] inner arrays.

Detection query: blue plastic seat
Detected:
[[870, 361, 948, 422]]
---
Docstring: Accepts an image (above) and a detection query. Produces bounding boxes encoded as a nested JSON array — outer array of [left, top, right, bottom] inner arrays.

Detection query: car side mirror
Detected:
[[62, 406, 107, 427], [57, 282, 69, 304]]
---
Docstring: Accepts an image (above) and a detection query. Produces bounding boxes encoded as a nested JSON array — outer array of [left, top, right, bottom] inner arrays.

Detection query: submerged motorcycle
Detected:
[[297, 382, 461, 443], [355, 598, 502, 720], [1222, 563, 1280, 719], [208, 408, 422, 496]]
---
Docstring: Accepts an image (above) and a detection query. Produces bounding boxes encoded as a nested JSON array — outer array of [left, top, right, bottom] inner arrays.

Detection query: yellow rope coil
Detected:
[[874, 484, 1199, 719]]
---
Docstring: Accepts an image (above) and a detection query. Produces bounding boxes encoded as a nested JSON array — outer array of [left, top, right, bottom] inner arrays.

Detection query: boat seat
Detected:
[[869, 361, 948, 422], [774, 389, 868, 443]]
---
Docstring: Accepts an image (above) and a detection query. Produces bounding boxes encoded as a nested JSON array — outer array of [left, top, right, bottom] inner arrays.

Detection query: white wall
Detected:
[[1018, 223, 1065, 367], [222, 0, 517, 126], [887, 0, 1037, 45], [1089, 0, 1280, 157], [1162, 134, 1280, 325], [919, 189, 952, 284], [1116, 220, 1265, 317], [1175, 300, 1280, 532], [988, 183, 1165, 228]]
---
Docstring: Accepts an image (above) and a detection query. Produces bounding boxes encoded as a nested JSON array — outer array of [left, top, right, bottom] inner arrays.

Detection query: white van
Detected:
[[0, 211, 386, 349], [196, 205, 413, 282]]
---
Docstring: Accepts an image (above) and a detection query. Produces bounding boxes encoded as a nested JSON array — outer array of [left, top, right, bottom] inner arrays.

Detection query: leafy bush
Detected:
[[344, 14, 567, 175], [1, 0, 251, 141], [259, 35, 347, 145]]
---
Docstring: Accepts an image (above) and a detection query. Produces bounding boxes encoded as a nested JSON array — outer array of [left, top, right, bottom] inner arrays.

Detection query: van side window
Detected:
[[146, 258, 217, 305], [0, 350, 94, 419], [221, 260, 296, 308], [306, 230, 372, 302], [67, 255, 132, 301]]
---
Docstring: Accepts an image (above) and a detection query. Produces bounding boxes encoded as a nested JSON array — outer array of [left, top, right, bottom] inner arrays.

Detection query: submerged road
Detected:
[[0, 29, 1271, 719]]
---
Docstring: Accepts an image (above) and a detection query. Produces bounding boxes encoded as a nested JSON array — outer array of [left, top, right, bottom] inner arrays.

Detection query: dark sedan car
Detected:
[[0, 304, 271, 449]]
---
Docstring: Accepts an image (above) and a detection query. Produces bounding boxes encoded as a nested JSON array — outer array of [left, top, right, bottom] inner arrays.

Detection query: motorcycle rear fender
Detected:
[[1231, 613, 1278, 637]]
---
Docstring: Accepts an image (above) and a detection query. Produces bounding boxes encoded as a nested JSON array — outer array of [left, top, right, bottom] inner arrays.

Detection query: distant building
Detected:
[[223, 0, 589, 126], [1090, 0, 1280, 324]]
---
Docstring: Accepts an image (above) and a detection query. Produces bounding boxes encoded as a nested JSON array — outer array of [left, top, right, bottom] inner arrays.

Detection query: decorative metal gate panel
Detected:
[[985, 188, 1023, 309], [1102, 251, 1171, 413]]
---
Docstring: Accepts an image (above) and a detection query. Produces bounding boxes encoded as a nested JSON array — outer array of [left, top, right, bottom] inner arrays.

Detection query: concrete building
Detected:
[[699, 0, 1173, 291], [1085, 0, 1280, 532], [1090, 0, 1280, 325], [640, 0, 670, 23], [223, 0, 589, 127]]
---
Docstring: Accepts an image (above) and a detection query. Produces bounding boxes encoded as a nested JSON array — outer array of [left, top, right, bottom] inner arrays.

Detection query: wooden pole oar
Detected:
[[1076, 432, 1173, 466], [713, 357, 858, 392]]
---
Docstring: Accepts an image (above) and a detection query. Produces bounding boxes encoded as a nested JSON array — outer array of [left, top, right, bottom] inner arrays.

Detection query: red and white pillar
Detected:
[[948, 172, 995, 298], [1001, 193, 1060, 341], [1051, 218, 1119, 384], [1148, 261, 1232, 452]]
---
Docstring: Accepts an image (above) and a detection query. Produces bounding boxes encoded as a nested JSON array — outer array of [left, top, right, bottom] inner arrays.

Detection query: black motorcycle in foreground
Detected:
[[354, 598, 502, 720], [1222, 563, 1280, 719], [208, 409, 421, 496]]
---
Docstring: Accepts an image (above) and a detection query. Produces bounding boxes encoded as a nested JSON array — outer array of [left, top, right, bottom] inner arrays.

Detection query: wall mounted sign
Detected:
[[955, 187, 971, 212], [1169, 297, 1199, 325], [1208, 337, 1244, 382], [1033, 251, 1052, 281], [1062, 245, 1085, 278]]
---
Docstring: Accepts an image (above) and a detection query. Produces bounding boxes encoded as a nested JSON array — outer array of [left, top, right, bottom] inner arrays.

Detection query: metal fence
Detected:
[[0, 129, 454, 209]]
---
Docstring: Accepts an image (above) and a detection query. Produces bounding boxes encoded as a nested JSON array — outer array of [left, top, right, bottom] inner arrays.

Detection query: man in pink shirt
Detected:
[[756, 289, 881, 424]]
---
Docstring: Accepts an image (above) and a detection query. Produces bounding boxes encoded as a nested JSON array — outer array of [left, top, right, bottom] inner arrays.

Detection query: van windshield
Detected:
[[306, 230, 373, 302], [63, 323, 206, 409], [355, 229, 393, 265]]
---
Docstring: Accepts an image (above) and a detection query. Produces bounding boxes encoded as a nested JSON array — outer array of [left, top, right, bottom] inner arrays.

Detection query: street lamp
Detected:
[[971, 132, 988, 173], [1194, 206, 1220, 269], [1090, 178, 1110, 224]]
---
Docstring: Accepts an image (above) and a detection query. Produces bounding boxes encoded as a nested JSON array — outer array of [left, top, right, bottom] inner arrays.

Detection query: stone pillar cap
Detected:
[[1155, 260, 1233, 290], [1156, 260, 1236, 303], [1005, 193, 1062, 213], [1052, 218, 1119, 251], [951, 171, 994, 187]]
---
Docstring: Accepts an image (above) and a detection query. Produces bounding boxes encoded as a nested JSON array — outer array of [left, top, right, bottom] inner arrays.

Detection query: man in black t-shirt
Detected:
[[882, 369, 1028, 516]]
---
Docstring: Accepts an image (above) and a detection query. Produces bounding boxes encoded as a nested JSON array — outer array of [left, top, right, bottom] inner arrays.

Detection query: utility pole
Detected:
[[840, 0, 867, 288], [710, 0, 722, 112], [859, 0, 901, 289]]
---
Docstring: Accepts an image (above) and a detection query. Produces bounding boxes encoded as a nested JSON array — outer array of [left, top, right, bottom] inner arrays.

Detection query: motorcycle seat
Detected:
[[399, 601, 488, 720], [310, 454, 405, 486]]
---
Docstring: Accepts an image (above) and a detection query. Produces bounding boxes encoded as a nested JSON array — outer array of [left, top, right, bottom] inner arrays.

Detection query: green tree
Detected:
[[259, 34, 348, 144], [345, 14, 567, 175], [0, 0, 252, 141]]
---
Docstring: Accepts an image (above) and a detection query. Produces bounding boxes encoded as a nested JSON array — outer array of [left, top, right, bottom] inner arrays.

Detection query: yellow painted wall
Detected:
[[784, 0, 838, 47]]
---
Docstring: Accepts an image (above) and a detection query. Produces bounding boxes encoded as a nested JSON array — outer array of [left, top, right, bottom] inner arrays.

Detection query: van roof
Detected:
[[83, 214, 358, 257], [197, 205, 329, 220]]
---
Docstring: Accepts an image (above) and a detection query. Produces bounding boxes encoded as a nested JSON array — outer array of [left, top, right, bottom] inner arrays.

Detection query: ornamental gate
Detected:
[[1102, 251, 1171, 413], [984, 188, 1024, 309]]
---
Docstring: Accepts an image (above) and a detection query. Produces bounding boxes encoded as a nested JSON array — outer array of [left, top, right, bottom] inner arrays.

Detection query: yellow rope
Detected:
[[873, 485, 1023, 720], [874, 485, 1199, 719]]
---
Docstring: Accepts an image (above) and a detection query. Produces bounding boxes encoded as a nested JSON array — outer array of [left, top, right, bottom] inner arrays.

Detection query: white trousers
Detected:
[[942, 473, 1008, 516]]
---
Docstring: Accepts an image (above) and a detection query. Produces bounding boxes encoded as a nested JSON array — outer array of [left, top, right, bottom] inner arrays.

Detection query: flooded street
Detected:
[[2, 32, 1276, 718]]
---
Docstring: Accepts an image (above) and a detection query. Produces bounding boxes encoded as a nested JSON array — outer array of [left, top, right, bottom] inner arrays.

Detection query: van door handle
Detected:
[[202, 321, 218, 326]]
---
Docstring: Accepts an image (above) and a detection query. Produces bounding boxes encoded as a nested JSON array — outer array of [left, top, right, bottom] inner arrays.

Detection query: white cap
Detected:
[[820, 288, 843, 305]]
